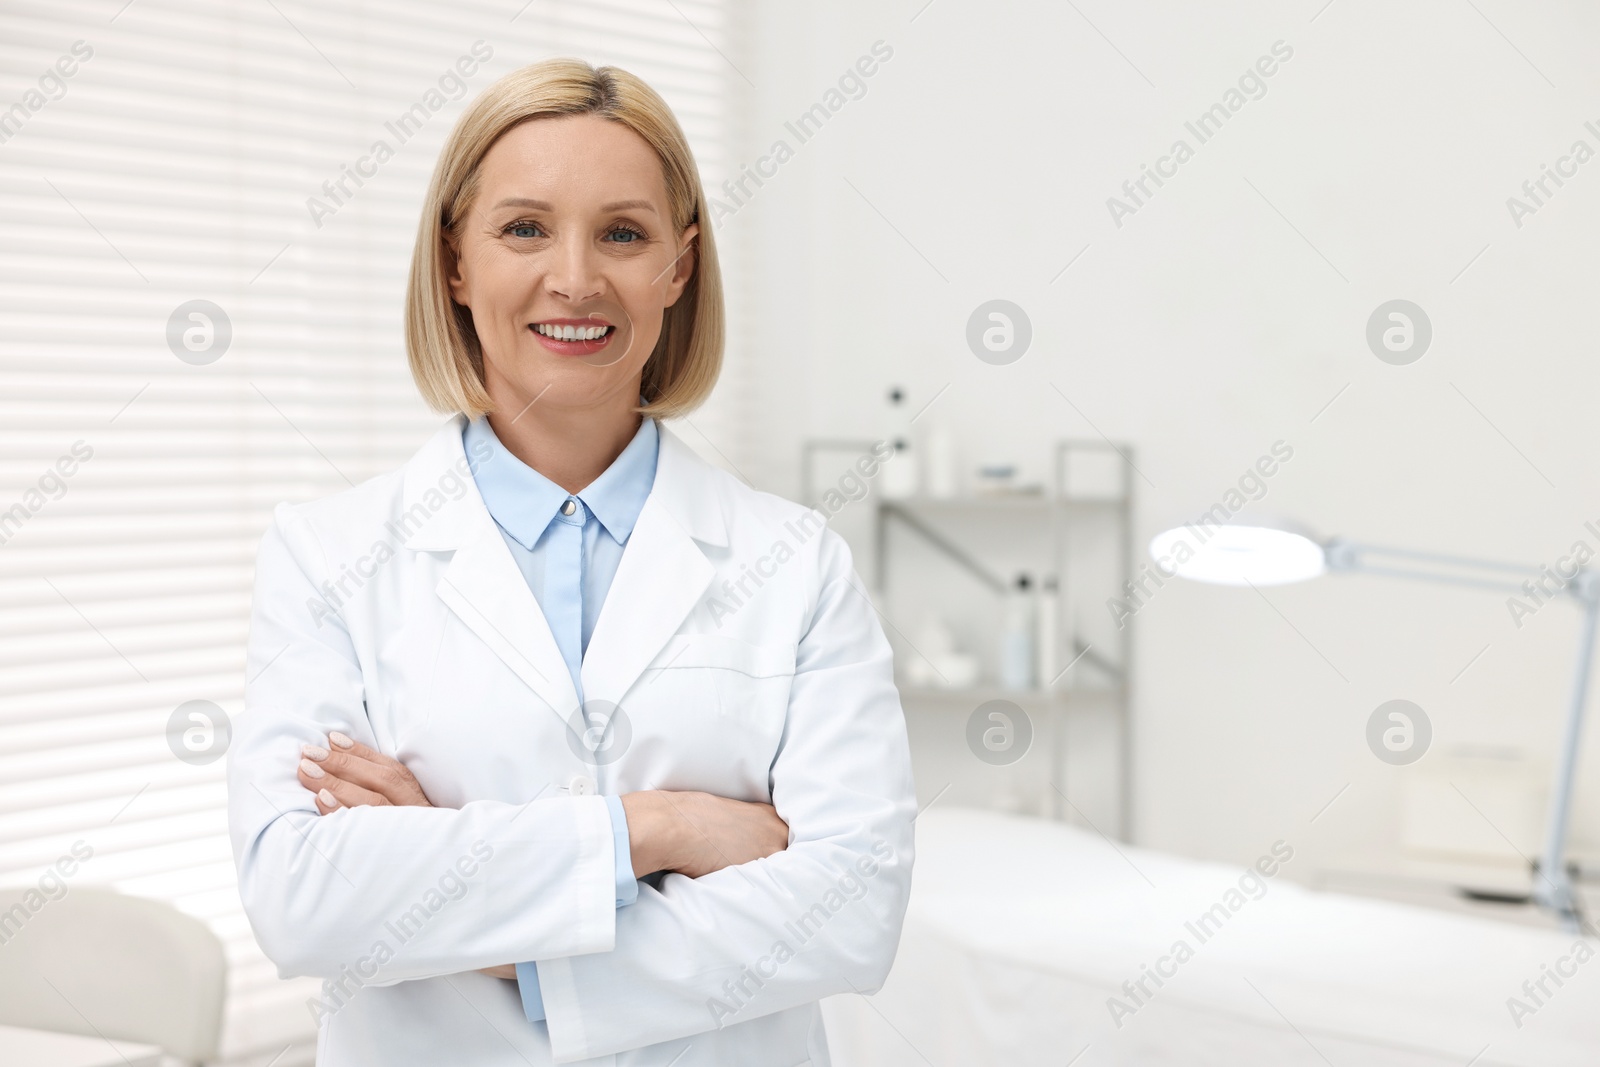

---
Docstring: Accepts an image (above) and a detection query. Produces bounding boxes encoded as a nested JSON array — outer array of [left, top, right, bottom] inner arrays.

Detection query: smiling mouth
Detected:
[[528, 320, 617, 356], [531, 322, 614, 341]]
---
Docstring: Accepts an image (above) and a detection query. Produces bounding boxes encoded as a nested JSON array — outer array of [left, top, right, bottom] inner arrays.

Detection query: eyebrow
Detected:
[[492, 197, 659, 215]]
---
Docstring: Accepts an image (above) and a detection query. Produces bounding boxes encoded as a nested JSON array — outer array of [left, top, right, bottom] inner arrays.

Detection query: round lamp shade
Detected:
[[1149, 523, 1326, 586]]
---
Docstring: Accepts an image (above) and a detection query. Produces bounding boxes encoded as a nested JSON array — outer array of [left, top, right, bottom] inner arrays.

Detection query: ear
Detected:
[[445, 230, 468, 305], [661, 222, 698, 309]]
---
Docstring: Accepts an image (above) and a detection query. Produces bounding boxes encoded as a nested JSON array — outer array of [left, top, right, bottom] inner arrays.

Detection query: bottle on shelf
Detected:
[[923, 420, 958, 499], [1037, 575, 1059, 688], [881, 386, 918, 500], [881, 437, 917, 499], [998, 572, 1035, 691]]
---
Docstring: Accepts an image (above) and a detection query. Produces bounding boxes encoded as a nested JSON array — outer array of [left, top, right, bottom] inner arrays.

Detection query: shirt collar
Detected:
[[463, 414, 658, 551]]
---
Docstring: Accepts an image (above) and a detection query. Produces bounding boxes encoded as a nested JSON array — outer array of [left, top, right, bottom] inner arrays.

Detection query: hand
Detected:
[[296, 734, 526, 977], [297, 731, 434, 813], [623, 791, 790, 880]]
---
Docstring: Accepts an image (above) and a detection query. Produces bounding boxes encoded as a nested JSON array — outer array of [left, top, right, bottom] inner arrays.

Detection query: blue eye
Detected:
[[509, 223, 539, 239], [608, 226, 646, 244]]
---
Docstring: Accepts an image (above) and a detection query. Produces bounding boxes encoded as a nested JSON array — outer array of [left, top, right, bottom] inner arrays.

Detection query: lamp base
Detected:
[[1531, 860, 1590, 934]]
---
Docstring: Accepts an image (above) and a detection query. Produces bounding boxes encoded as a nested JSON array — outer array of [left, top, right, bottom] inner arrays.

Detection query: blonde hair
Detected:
[[405, 58, 723, 419]]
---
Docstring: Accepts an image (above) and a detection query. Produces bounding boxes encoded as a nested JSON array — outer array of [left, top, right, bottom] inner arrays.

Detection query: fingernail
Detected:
[[301, 743, 329, 761], [299, 758, 325, 779], [318, 788, 338, 808], [329, 731, 354, 749]]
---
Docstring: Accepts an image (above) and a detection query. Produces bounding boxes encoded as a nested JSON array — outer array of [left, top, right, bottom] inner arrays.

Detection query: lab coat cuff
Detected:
[[539, 791, 628, 1064], [535, 955, 588, 1062], [514, 960, 546, 1022], [563, 793, 619, 957], [517, 794, 619, 1029], [604, 793, 638, 907]]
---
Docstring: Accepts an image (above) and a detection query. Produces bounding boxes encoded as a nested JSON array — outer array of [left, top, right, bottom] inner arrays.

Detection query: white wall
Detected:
[[726, 0, 1600, 884]]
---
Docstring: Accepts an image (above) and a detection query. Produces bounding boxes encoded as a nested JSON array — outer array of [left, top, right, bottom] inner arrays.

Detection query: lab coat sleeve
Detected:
[[515, 794, 639, 1021], [227, 503, 618, 983], [535, 526, 917, 1062]]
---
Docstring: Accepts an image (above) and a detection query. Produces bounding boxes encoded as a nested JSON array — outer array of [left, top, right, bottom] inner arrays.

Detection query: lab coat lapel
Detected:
[[401, 416, 580, 722], [437, 518, 581, 720], [581, 426, 727, 708]]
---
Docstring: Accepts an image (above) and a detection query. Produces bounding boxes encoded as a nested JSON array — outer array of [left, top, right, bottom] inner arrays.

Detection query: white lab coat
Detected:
[[227, 415, 916, 1066]]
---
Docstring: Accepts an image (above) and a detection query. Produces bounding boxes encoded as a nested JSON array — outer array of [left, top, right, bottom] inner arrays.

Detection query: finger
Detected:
[[304, 743, 422, 805], [298, 762, 388, 809], [319, 772, 389, 810], [299, 759, 344, 806], [320, 734, 428, 803], [327, 731, 412, 776]]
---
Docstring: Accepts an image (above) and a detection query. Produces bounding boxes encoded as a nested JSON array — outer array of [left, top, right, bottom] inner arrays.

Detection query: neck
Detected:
[[485, 386, 643, 495]]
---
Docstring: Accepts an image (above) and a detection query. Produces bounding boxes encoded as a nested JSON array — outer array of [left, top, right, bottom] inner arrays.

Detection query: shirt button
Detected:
[[567, 773, 596, 796], [561, 498, 577, 516]]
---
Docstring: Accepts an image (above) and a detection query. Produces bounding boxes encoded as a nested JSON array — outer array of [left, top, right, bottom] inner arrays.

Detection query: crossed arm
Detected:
[[294, 730, 790, 980], [236, 508, 914, 1061]]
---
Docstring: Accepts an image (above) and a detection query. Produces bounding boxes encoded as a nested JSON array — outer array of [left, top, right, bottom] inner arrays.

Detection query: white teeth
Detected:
[[534, 323, 609, 341]]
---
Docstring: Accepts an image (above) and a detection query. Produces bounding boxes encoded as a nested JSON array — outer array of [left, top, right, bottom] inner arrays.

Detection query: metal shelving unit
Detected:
[[801, 439, 1136, 835]]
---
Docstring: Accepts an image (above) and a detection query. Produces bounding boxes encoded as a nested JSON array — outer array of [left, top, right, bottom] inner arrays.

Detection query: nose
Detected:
[[543, 232, 603, 304]]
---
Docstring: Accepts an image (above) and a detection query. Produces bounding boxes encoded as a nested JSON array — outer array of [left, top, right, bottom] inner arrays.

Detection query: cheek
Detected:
[[471, 309, 524, 369], [622, 307, 662, 363], [616, 286, 669, 357], [459, 241, 534, 301], [465, 270, 539, 355]]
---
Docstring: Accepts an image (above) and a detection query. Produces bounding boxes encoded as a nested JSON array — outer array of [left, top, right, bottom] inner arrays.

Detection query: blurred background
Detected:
[[3, 1, 1600, 1064]]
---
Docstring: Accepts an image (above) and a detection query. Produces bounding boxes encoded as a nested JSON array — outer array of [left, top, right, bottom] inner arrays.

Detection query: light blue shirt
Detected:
[[463, 412, 659, 1023]]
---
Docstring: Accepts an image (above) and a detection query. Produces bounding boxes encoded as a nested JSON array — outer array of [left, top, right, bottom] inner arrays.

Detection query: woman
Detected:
[[227, 58, 916, 1066]]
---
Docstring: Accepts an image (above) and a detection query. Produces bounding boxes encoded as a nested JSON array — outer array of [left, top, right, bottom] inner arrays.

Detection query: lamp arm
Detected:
[[1325, 536, 1598, 930], [1534, 591, 1600, 931], [1325, 538, 1600, 604]]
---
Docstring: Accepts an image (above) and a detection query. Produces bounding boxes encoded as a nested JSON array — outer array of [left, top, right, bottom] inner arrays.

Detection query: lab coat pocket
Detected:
[[707, 638, 793, 733], [641, 634, 795, 796], [657, 633, 795, 677]]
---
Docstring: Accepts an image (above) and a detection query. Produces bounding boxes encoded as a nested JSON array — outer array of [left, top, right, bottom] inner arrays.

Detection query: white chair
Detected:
[[0, 887, 226, 1065]]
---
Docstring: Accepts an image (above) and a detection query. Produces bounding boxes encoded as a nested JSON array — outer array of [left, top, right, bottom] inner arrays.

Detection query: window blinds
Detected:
[[0, 1, 741, 1062]]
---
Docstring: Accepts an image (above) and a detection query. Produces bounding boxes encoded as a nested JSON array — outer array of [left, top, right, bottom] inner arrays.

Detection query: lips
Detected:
[[528, 317, 615, 356]]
